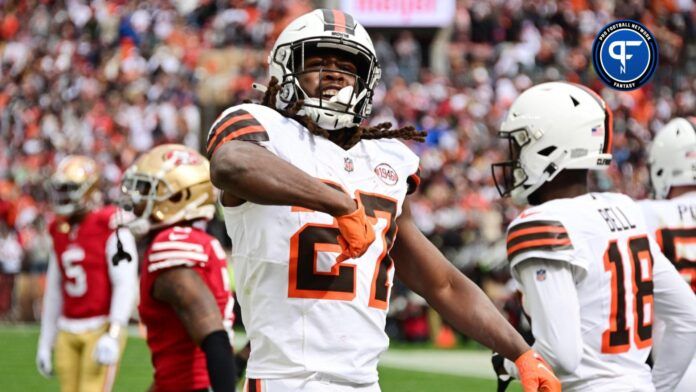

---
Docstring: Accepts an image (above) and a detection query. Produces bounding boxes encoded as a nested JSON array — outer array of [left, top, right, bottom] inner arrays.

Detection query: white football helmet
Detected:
[[268, 9, 381, 130], [492, 82, 613, 204], [648, 117, 696, 199]]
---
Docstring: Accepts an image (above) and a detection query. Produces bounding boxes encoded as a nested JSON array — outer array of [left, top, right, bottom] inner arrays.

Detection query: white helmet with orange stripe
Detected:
[[268, 9, 381, 130], [492, 82, 614, 204], [649, 117, 696, 199]]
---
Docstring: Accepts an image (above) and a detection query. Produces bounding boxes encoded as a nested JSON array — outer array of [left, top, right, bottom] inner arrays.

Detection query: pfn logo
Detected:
[[608, 40, 642, 74], [592, 20, 658, 91]]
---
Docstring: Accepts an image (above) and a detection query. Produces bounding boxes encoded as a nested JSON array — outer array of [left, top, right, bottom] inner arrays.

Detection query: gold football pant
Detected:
[[54, 324, 127, 392]]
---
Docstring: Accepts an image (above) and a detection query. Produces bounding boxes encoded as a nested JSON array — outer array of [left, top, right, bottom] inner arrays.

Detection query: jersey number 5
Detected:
[[61, 247, 87, 297], [602, 235, 654, 354], [288, 191, 397, 310]]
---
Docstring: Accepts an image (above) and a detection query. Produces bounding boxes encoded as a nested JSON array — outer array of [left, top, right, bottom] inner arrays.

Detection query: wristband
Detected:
[[107, 324, 122, 339]]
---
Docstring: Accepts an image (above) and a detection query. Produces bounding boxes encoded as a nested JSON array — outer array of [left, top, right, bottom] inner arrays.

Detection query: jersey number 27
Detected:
[[288, 191, 397, 310]]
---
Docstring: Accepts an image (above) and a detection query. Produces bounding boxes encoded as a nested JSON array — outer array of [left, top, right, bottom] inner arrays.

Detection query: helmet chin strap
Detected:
[[298, 86, 366, 131], [252, 82, 268, 94], [284, 77, 366, 130], [328, 86, 358, 107], [128, 218, 152, 238]]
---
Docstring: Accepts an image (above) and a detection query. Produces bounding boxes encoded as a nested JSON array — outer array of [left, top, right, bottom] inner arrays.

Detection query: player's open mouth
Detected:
[[322, 89, 338, 99], [321, 86, 342, 99]]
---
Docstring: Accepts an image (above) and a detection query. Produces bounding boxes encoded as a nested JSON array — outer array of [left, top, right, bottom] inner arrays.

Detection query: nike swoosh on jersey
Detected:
[[519, 210, 541, 219]]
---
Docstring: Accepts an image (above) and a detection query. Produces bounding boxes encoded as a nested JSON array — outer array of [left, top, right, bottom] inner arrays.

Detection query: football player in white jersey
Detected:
[[208, 8, 560, 392], [491, 82, 696, 392], [639, 117, 696, 392]]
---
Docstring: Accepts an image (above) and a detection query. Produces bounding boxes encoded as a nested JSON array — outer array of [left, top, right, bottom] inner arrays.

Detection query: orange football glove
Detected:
[[515, 350, 561, 392], [335, 204, 376, 263]]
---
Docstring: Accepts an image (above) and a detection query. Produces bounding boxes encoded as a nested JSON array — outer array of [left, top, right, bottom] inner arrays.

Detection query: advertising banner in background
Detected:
[[340, 0, 456, 27]]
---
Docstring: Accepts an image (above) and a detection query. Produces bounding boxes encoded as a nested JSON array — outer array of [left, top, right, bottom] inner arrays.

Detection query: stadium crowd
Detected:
[[1, 0, 695, 342]]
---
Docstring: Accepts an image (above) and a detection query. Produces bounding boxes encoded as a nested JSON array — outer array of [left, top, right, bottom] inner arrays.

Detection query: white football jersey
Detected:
[[210, 103, 419, 383], [507, 192, 676, 391], [639, 192, 696, 293], [639, 192, 696, 392]]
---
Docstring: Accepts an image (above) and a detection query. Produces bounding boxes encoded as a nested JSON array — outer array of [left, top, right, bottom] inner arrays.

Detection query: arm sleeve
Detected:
[[105, 228, 139, 326], [201, 330, 237, 392], [38, 252, 62, 352], [650, 245, 696, 392], [503, 258, 583, 377]]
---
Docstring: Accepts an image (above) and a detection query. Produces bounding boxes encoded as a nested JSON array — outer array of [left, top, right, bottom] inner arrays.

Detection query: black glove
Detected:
[[492, 351, 512, 392], [234, 351, 248, 380]]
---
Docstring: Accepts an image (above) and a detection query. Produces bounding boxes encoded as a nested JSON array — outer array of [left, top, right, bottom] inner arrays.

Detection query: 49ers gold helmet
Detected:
[[49, 155, 101, 216], [121, 144, 215, 232]]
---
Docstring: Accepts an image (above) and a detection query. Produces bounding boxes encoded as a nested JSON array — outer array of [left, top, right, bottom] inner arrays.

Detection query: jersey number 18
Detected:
[[602, 235, 654, 353]]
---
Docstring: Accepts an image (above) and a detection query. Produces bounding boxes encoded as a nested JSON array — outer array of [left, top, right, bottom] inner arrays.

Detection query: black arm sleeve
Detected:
[[200, 330, 236, 392]]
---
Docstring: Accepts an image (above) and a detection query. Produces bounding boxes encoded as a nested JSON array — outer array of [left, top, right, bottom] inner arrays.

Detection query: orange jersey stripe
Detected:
[[507, 226, 567, 242], [605, 105, 614, 153], [291, 206, 314, 212], [507, 238, 572, 256], [207, 113, 255, 151], [210, 125, 266, 155]]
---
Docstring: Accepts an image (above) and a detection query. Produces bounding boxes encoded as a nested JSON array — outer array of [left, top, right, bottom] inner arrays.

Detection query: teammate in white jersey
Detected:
[[641, 117, 696, 292], [639, 117, 696, 392], [208, 8, 560, 392], [490, 82, 696, 392]]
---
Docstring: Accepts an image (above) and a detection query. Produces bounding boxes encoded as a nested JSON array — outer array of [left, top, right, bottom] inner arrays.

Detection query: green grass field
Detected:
[[0, 325, 522, 391]]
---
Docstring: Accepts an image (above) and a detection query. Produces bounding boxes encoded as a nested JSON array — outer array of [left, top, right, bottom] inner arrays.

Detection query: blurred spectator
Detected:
[[394, 31, 422, 84], [16, 217, 52, 322], [0, 220, 23, 319]]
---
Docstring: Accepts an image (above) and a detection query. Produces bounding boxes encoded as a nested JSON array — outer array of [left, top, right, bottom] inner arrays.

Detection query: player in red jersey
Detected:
[[37, 155, 138, 392], [121, 144, 236, 392]]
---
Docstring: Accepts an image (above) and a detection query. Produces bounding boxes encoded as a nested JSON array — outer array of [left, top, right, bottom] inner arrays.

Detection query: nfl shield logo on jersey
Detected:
[[536, 269, 547, 281], [344, 157, 354, 172]]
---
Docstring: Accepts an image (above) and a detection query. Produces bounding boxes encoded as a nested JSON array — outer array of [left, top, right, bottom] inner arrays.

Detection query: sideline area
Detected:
[[0, 324, 520, 391]]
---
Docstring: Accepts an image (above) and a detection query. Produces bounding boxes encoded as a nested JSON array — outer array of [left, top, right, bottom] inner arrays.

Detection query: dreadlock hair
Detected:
[[254, 77, 427, 150]]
